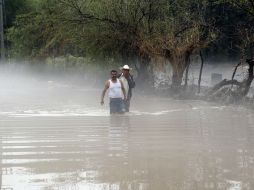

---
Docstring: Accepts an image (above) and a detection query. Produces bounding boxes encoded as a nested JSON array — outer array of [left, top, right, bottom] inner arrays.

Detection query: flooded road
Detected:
[[1, 80, 254, 190]]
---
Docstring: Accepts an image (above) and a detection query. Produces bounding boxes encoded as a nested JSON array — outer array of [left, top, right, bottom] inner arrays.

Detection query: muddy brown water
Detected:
[[1, 86, 254, 190]]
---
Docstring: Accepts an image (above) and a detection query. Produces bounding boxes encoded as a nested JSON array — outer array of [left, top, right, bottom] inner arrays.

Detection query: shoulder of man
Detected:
[[104, 80, 110, 88], [128, 75, 135, 88], [117, 73, 123, 78], [128, 74, 135, 81]]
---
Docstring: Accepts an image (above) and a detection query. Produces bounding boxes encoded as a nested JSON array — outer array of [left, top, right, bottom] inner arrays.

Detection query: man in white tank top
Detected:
[[101, 70, 127, 114]]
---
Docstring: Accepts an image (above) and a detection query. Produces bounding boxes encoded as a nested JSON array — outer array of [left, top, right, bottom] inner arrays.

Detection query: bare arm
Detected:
[[101, 81, 110, 105], [120, 80, 127, 100]]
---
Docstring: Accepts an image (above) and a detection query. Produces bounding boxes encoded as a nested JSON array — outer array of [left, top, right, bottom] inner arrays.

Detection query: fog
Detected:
[[1, 63, 254, 190], [0, 63, 107, 117]]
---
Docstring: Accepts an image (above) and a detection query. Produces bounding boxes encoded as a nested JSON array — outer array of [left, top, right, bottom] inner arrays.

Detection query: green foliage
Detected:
[[5, 0, 254, 61], [4, 0, 36, 27], [6, 0, 75, 59], [53, 0, 216, 62], [203, 0, 254, 60]]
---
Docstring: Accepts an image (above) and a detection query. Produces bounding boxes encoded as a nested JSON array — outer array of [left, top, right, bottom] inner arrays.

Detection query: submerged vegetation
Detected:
[[3, 0, 254, 101]]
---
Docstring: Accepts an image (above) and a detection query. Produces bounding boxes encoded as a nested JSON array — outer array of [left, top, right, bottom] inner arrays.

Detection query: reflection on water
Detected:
[[1, 84, 254, 189], [0, 104, 254, 190]]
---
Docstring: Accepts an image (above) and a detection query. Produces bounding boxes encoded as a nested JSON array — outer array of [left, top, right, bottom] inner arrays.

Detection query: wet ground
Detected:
[[1, 77, 254, 190]]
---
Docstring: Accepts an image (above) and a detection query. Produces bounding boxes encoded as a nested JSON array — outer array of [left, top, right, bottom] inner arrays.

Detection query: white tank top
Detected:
[[108, 79, 122, 98]]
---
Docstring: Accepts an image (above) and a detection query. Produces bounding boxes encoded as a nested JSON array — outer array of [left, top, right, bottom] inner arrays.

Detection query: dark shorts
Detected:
[[110, 98, 124, 114]]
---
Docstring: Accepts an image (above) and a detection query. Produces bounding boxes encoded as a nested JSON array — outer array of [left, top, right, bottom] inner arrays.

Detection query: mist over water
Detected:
[[1, 63, 254, 190]]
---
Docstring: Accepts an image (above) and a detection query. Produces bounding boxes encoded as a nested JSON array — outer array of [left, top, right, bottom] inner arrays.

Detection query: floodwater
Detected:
[[1, 75, 254, 190]]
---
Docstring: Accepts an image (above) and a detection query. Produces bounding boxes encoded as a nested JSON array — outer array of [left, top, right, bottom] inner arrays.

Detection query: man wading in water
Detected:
[[119, 65, 135, 112], [101, 70, 127, 114]]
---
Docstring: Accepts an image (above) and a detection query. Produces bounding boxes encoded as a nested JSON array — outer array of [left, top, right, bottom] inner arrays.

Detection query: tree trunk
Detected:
[[171, 64, 185, 87], [207, 59, 254, 103], [135, 53, 152, 88], [184, 64, 189, 87], [198, 51, 204, 93], [169, 52, 191, 88], [250, 43, 254, 60], [239, 59, 254, 96]]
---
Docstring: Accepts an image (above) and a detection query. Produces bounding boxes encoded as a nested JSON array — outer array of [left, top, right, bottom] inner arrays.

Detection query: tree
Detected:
[[4, 0, 39, 27], [205, 1, 254, 102], [136, 0, 216, 88], [6, 0, 75, 59], [55, 0, 216, 88], [226, 0, 254, 58]]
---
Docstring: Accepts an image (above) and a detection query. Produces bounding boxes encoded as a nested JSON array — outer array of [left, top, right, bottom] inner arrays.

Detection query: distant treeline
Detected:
[[4, 0, 254, 87]]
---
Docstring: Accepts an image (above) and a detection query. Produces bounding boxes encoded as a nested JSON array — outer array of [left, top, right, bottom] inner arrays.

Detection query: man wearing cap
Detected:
[[119, 65, 135, 112], [101, 70, 127, 114]]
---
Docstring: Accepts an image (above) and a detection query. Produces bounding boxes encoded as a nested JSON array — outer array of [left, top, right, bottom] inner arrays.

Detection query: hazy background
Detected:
[[0, 61, 252, 117], [1, 0, 254, 189], [1, 63, 254, 190]]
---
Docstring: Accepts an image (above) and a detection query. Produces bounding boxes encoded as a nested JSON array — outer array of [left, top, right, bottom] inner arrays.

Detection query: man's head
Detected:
[[111, 70, 118, 80], [123, 69, 130, 77], [121, 65, 131, 77]]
